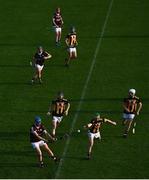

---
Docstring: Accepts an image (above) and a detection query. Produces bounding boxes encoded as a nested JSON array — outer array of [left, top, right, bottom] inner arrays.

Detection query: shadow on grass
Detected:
[[0, 64, 64, 68], [0, 162, 37, 168], [0, 149, 34, 157], [0, 82, 31, 85], [0, 65, 30, 68], [64, 155, 88, 161], [81, 34, 149, 39]]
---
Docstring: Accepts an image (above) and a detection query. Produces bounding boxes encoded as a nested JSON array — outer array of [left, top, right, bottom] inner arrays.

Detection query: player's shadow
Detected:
[[81, 35, 149, 39], [70, 109, 121, 114], [0, 162, 37, 168], [0, 150, 34, 157], [0, 64, 30, 68], [0, 82, 30, 85], [0, 131, 28, 141], [70, 97, 122, 102], [65, 155, 88, 161]]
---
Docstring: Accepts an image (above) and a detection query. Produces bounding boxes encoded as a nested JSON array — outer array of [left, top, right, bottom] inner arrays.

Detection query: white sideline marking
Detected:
[[54, 0, 114, 178]]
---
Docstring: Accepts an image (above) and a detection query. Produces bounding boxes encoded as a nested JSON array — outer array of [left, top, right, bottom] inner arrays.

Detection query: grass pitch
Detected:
[[0, 0, 149, 178]]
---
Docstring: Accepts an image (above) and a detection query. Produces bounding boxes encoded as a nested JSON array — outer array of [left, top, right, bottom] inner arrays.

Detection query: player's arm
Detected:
[[104, 118, 117, 125], [31, 128, 48, 142], [136, 101, 142, 115], [123, 102, 130, 112], [52, 17, 58, 27], [30, 56, 35, 66], [65, 36, 69, 47], [44, 130, 56, 141], [84, 123, 92, 129], [64, 102, 70, 116], [61, 16, 64, 25], [43, 51, 52, 60]]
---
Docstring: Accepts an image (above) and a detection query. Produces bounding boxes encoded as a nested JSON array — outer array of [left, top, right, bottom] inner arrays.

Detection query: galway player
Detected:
[[47, 92, 70, 137], [122, 89, 142, 137], [84, 113, 116, 159], [65, 26, 78, 66], [30, 116, 58, 168], [52, 7, 64, 46], [31, 46, 52, 84]]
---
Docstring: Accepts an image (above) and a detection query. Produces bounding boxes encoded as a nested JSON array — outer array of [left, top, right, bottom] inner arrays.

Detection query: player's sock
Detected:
[[39, 161, 44, 168], [51, 156, 59, 162], [87, 153, 91, 160], [31, 78, 35, 84], [132, 122, 136, 134], [123, 133, 127, 138], [39, 78, 43, 84]]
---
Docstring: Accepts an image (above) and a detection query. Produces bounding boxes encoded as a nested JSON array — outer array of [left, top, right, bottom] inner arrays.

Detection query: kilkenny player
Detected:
[[47, 92, 70, 137], [65, 26, 78, 66], [31, 46, 52, 84], [122, 89, 142, 137], [84, 113, 116, 159], [30, 116, 59, 168], [52, 7, 64, 46]]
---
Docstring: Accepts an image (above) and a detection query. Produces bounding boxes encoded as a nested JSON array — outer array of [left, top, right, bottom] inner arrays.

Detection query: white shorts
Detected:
[[35, 64, 44, 71], [88, 131, 101, 140], [31, 140, 46, 149], [54, 27, 62, 33], [68, 47, 77, 54], [52, 116, 63, 123], [123, 113, 135, 120]]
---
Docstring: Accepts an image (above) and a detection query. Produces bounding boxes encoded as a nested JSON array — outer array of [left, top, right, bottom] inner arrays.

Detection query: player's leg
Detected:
[[123, 119, 133, 137], [31, 66, 38, 83], [72, 48, 77, 59], [37, 65, 44, 83], [38, 69, 42, 83], [33, 143, 44, 167], [132, 121, 136, 134], [95, 131, 101, 141], [51, 117, 57, 137], [126, 119, 133, 133], [122, 113, 129, 137], [55, 28, 59, 45], [87, 133, 94, 159], [42, 143, 58, 162], [57, 28, 62, 43], [65, 48, 71, 66]]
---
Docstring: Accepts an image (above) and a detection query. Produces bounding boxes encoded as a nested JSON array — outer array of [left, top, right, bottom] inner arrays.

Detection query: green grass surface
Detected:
[[0, 0, 149, 178]]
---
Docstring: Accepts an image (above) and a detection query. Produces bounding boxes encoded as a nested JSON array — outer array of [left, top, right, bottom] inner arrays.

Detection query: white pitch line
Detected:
[[54, 0, 114, 178]]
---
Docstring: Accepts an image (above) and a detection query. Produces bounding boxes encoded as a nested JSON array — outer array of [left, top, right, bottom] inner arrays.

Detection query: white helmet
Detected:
[[129, 88, 136, 95]]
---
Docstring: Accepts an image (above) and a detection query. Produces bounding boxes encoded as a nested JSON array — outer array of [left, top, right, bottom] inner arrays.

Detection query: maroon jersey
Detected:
[[30, 124, 45, 142], [51, 98, 69, 117], [34, 51, 48, 66], [89, 118, 105, 133], [53, 13, 63, 27], [123, 96, 141, 114]]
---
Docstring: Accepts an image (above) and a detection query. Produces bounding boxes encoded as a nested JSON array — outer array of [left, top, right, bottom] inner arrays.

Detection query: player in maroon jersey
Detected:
[[30, 116, 59, 168], [52, 7, 64, 46], [31, 46, 52, 84], [84, 113, 116, 159], [122, 89, 142, 137], [65, 26, 78, 66], [47, 92, 70, 137]]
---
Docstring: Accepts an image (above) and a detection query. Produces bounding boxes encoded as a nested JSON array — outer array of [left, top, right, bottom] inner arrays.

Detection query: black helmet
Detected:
[[70, 26, 76, 33]]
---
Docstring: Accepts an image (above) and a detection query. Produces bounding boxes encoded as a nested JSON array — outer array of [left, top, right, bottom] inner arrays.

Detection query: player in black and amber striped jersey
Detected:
[[47, 92, 70, 137], [30, 116, 59, 168], [84, 113, 116, 159], [122, 89, 142, 137], [65, 26, 78, 66]]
